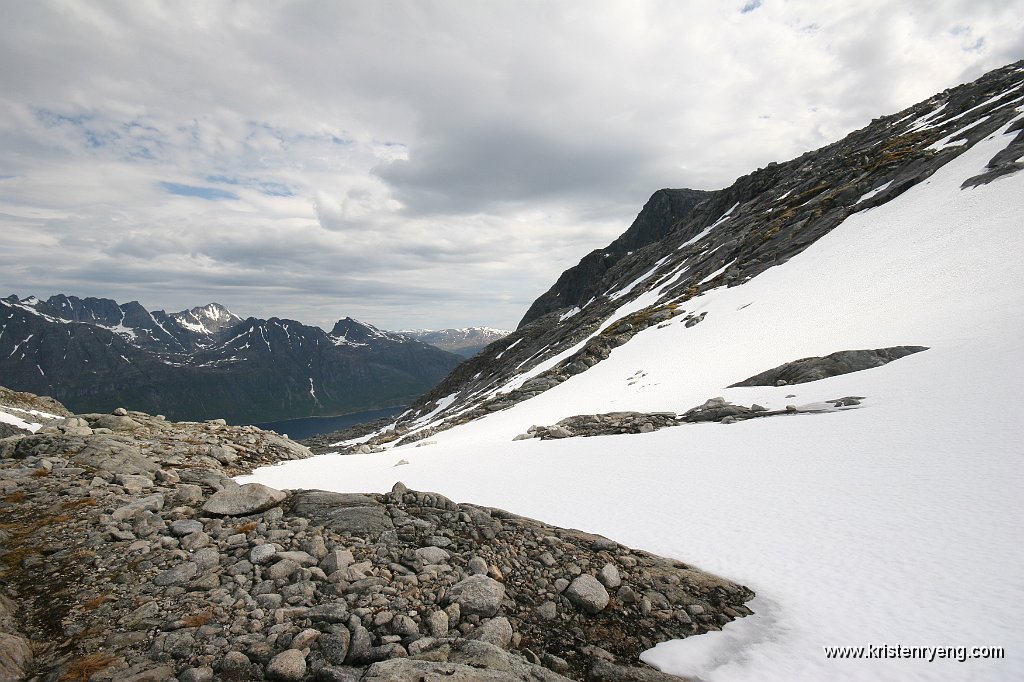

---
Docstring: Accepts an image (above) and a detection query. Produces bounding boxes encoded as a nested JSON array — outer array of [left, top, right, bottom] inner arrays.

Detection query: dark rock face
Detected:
[[0, 296, 462, 423], [0, 388, 754, 681], [519, 188, 711, 327], [962, 116, 1024, 188], [728, 346, 928, 387]]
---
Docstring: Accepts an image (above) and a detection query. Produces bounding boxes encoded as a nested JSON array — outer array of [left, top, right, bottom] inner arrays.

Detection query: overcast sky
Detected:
[[1, 1, 1021, 331]]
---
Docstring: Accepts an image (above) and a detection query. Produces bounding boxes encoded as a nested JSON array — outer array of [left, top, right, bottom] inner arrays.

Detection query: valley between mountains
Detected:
[[1, 60, 1022, 681], [0, 296, 507, 425]]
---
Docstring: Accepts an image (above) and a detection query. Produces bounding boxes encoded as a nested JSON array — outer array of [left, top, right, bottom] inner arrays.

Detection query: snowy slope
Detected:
[[243, 114, 1024, 680]]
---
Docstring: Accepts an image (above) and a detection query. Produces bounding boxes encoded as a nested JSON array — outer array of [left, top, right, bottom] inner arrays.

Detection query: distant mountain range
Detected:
[[398, 327, 510, 357], [0, 295, 462, 423]]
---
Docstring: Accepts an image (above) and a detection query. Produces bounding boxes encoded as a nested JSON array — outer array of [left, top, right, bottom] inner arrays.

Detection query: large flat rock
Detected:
[[202, 482, 287, 516], [288, 490, 394, 538]]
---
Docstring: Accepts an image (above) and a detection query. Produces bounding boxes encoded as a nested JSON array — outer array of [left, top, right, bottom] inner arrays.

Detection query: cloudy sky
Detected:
[[1, 1, 1021, 331]]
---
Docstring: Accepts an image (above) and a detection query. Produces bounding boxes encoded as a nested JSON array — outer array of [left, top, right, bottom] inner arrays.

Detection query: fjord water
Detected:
[[255, 406, 405, 440]]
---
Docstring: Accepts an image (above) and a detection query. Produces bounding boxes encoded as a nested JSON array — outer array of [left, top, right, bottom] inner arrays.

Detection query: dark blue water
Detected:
[[255, 406, 406, 440]]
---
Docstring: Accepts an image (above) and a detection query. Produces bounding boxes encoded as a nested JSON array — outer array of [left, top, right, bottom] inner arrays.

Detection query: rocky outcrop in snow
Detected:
[[728, 346, 928, 387], [514, 396, 869, 440]]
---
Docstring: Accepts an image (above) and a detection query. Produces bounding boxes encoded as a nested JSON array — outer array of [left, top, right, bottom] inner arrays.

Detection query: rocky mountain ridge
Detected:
[[330, 59, 1024, 448], [0, 388, 753, 681], [0, 296, 461, 424], [397, 328, 511, 358]]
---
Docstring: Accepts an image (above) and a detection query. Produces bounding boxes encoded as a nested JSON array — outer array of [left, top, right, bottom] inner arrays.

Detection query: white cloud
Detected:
[[0, 0, 1021, 330]]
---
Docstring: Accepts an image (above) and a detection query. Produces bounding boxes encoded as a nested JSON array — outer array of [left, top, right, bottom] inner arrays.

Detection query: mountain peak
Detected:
[[170, 303, 241, 335], [330, 316, 385, 343]]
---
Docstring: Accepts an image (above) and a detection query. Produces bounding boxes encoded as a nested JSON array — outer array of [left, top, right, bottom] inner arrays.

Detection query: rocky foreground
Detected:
[[0, 390, 754, 681]]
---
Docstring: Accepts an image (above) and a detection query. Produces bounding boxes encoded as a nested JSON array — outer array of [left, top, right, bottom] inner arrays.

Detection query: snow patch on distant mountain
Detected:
[[399, 327, 510, 357], [169, 303, 242, 335]]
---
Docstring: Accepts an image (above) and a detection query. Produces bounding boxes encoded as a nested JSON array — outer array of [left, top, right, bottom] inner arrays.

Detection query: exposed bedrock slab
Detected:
[[728, 346, 928, 387]]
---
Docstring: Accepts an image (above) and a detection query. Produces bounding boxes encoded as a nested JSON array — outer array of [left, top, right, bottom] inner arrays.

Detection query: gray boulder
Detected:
[[448, 574, 505, 617], [565, 574, 610, 614], [153, 561, 199, 587], [321, 548, 354, 574], [415, 546, 450, 565], [264, 558, 301, 581], [111, 493, 165, 521], [170, 519, 204, 537], [363, 639, 574, 680], [177, 667, 214, 682], [266, 648, 306, 681], [475, 616, 513, 648], [0, 632, 32, 681], [425, 609, 449, 637], [319, 627, 351, 665], [598, 563, 621, 588], [218, 651, 252, 681], [202, 483, 287, 516], [82, 413, 142, 431], [249, 544, 277, 565]]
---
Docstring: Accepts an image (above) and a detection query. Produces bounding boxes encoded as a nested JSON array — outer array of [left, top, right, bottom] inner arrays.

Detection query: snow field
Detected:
[[243, 120, 1024, 680]]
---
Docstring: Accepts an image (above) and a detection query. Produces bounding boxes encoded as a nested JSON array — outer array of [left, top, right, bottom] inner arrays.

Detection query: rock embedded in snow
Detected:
[[728, 346, 928, 387], [202, 482, 286, 516], [546, 425, 573, 439]]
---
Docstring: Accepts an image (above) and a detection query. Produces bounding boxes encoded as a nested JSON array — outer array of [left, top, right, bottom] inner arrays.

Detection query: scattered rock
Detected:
[[266, 648, 306, 680], [564, 574, 610, 614], [448, 575, 506, 617], [476, 616, 514, 648], [598, 563, 622, 589]]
